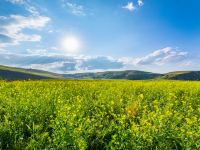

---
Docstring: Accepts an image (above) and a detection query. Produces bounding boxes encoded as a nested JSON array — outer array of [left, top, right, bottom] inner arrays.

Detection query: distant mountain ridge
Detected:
[[63, 70, 161, 80], [0, 65, 200, 81]]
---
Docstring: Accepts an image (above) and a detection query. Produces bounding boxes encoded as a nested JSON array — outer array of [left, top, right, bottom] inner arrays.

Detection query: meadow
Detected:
[[0, 80, 199, 149]]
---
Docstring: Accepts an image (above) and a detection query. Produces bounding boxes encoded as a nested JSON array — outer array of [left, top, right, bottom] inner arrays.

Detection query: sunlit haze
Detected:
[[61, 36, 82, 54]]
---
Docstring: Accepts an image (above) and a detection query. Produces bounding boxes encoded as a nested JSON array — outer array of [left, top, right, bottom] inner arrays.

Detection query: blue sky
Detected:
[[0, 0, 200, 73]]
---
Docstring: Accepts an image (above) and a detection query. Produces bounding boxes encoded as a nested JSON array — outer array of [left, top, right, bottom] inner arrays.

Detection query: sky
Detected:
[[0, 0, 200, 73]]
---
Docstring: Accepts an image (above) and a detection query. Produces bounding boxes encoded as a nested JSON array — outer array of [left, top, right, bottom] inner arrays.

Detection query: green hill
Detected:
[[0, 65, 63, 80], [161, 71, 200, 81], [64, 70, 200, 81], [1, 65, 200, 81], [64, 70, 161, 80]]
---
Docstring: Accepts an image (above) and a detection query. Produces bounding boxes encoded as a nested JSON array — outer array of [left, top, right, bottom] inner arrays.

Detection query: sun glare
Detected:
[[61, 36, 81, 54]]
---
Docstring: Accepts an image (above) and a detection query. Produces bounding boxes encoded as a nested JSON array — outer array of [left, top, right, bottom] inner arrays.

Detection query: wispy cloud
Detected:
[[138, 0, 144, 7], [61, 0, 86, 16], [0, 15, 50, 48], [123, 2, 136, 11], [6, 0, 25, 4], [25, 5, 39, 16], [26, 48, 48, 55], [7, 0, 39, 15], [123, 1, 144, 12], [134, 47, 188, 65]]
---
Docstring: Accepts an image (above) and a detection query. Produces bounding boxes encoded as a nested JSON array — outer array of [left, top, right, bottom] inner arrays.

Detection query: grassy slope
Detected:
[[161, 71, 200, 81], [0, 65, 64, 80], [64, 70, 162, 80], [0, 65, 200, 81], [65, 70, 200, 81]]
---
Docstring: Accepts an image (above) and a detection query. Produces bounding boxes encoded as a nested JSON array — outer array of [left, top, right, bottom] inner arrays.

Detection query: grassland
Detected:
[[0, 80, 199, 149]]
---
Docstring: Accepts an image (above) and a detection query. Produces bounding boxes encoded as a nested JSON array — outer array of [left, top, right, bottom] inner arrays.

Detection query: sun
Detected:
[[61, 36, 81, 54]]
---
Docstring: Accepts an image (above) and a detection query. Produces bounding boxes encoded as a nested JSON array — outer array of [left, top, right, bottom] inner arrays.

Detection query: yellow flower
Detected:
[[139, 94, 144, 100]]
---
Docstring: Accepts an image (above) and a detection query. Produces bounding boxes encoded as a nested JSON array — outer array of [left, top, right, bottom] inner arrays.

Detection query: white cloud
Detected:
[[0, 52, 124, 73], [13, 33, 41, 42], [61, 0, 86, 16], [50, 46, 58, 50], [28, 62, 65, 72], [67, 2, 85, 16], [123, 2, 136, 11], [48, 30, 53, 33], [0, 48, 7, 53], [26, 48, 48, 55], [6, 0, 25, 4], [2, 0, 48, 48], [0, 47, 195, 73], [134, 47, 188, 65], [7, 0, 39, 15], [25, 5, 39, 16], [0, 15, 50, 48], [8, 15, 50, 29], [138, 0, 144, 7]]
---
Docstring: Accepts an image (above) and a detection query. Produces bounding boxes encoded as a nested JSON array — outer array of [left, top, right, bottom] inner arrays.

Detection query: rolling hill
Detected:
[[161, 71, 200, 81], [0, 65, 200, 81], [64, 70, 200, 80], [64, 70, 161, 80], [0, 65, 64, 80]]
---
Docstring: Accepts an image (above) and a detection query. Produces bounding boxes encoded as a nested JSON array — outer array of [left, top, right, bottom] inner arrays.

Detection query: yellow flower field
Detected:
[[0, 80, 199, 149]]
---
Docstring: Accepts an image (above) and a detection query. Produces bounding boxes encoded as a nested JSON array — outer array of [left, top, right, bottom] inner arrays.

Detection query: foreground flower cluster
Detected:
[[0, 80, 199, 149]]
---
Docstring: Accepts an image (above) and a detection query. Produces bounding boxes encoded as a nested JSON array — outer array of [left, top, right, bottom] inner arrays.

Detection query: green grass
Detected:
[[0, 80, 199, 149]]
